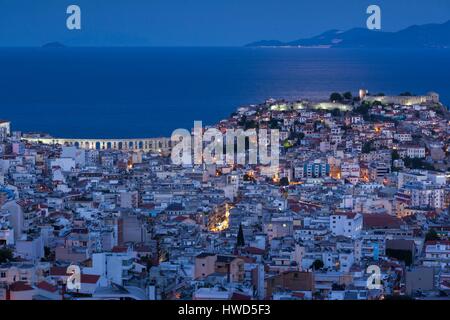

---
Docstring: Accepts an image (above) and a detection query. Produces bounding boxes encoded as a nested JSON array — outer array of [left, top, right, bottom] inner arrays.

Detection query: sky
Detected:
[[0, 0, 449, 46]]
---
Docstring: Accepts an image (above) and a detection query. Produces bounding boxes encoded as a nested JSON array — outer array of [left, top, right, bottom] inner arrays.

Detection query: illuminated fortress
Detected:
[[359, 89, 440, 106]]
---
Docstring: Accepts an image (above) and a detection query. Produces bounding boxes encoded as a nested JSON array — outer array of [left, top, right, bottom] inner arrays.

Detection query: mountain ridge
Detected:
[[246, 20, 450, 48]]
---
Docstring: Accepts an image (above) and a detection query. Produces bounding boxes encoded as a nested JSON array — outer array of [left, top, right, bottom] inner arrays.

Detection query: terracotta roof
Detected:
[[333, 211, 358, 219], [363, 213, 403, 229], [231, 292, 251, 300], [49, 267, 100, 284], [425, 240, 450, 246], [111, 245, 128, 253], [173, 216, 189, 222], [10, 281, 34, 292], [81, 274, 100, 284], [50, 266, 69, 276], [292, 292, 305, 298], [37, 281, 58, 293], [243, 247, 265, 255]]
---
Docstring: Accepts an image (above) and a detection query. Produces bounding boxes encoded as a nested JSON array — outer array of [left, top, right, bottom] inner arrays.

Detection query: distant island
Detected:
[[42, 42, 66, 48], [246, 20, 450, 49]]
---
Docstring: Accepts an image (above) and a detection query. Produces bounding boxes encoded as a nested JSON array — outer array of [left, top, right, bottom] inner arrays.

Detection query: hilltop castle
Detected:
[[359, 89, 439, 106]]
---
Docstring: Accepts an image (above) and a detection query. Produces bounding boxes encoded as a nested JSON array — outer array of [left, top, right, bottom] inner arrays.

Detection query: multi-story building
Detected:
[[330, 212, 363, 239]]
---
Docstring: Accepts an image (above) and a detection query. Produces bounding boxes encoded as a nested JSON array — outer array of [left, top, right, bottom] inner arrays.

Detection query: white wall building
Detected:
[[83, 250, 134, 286], [330, 213, 363, 239]]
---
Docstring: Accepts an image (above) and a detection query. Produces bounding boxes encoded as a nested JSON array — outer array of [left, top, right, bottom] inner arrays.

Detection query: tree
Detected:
[[391, 149, 400, 170], [362, 141, 373, 154], [236, 224, 245, 248], [331, 108, 341, 117], [354, 102, 370, 116], [392, 149, 400, 161], [311, 259, 324, 270], [41, 246, 55, 262], [269, 118, 280, 130], [404, 157, 434, 170], [330, 92, 343, 102], [425, 229, 440, 242], [0, 247, 13, 263], [279, 177, 289, 186], [343, 92, 352, 100], [140, 255, 154, 271], [243, 119, 258, 130], [372, 100, 383, 107]]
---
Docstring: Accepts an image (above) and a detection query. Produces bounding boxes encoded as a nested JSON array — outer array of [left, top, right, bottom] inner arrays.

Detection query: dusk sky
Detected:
[[0, 0, 449, 46]]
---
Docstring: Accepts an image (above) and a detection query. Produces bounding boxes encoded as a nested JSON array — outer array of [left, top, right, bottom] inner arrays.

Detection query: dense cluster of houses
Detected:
[[0, 90, 449, 300]]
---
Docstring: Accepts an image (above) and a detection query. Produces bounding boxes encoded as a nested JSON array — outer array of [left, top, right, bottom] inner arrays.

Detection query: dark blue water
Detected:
[[0, 47, 449, 138]]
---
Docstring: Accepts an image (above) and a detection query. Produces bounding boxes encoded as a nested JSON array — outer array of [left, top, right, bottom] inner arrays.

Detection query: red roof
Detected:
[[363, 213, 403, 229], [37, 281, 58, 293], [333, 211, 358, 219], [49, 267, 100, 284], [111, 245, 128, 253], [50, 266, 69, 276], [231, 292, 251, 300], [10, 281, 34, 292], [292, 292, 305, 298], [425, 240, 450, 246], [243, 247, 266, 255], [81, 274, 100, 284], [173, 216, 190, 222]]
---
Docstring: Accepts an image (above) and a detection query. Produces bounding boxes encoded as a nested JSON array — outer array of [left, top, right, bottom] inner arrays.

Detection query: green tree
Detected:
[[330, 92, 343, 102], [0, 247, 13, 263], [311, 259, 324, 270], [269, 118, 280, 130], [343, 92, 352, 100], [391, 149, 400, 170], [331, 108, 341, 117], [372, 100, 383, 107], [404, 157, 434, 170], [425, 229, 440, 242], [245, 120, 258, 130], [354, 102, 370, 116], [362, 141, 373, 154], [236, 224, 245, 248], [279, 177, 289, 186], [392, 149, 400, 161]]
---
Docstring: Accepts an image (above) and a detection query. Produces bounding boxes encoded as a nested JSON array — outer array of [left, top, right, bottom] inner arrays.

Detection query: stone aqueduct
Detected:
[[22, 137, 172, 153]]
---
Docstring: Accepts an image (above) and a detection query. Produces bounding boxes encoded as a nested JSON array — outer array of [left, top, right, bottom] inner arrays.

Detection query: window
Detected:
[[0, 272, 5, 278]]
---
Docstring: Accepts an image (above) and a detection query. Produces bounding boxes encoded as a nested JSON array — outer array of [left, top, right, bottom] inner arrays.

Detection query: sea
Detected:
[[0, 47, 449, 139]]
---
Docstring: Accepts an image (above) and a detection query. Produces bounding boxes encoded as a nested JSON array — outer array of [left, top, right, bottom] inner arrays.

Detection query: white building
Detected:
[[1, 201, 24, 241], [83, 249, 135, 286], [330, 212, 363, 239], [15, 235, 44, 261], [406, 147, 426, 159], [61, 146, 86, 167], [423, 241, 450, 269], [50, 158, 76, 172]]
